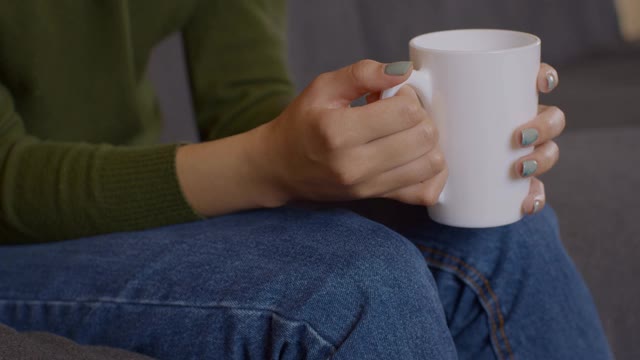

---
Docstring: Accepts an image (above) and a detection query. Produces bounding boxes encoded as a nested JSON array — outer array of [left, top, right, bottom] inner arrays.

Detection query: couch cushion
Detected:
[[543, 46, 640, 130], [287, 0, 623, 90], [541, 127, 640, 360]]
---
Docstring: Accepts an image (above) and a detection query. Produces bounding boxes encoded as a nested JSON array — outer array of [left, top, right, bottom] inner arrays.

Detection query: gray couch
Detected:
[[149, 1, 640, 358]]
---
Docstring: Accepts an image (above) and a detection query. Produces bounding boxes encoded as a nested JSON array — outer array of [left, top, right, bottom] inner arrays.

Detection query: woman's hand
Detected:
[[251, 60, 447, 206], [176, 60, 445, 218], [514, 64, 565, 215], [177, 61, 563, 218]]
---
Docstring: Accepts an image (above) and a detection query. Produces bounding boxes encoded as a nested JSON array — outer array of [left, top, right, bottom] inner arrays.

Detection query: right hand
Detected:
[[252, 60, 448, 206]]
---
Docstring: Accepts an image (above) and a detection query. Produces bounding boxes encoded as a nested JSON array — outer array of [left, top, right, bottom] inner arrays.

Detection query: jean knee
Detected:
[[288, 209, 449, 352], [310, 209, 436, 301]]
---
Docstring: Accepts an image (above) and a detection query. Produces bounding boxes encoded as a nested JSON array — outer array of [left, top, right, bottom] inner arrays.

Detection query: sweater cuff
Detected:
[[97, 144, 202, 233]]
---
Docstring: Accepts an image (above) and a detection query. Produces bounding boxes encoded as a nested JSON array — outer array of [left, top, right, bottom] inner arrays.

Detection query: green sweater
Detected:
[[0, 0, 294, 244]]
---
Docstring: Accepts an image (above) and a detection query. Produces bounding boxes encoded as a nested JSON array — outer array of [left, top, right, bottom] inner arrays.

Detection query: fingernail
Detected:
[[385, 61, 412, 76], [521, 128, 539, 146], [531, 199, 542, 214], [546, 72, 557, 91], [522, 160, 538, 177]]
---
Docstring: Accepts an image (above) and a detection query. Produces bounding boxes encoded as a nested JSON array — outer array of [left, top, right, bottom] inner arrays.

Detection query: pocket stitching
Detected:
[[420, 245, 515, 360]]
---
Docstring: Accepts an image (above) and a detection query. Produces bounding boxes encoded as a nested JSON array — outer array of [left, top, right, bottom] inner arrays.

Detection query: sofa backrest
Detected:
[[288, 0, 622, 90]]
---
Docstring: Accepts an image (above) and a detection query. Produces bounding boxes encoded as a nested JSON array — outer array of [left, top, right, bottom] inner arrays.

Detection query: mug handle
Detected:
[[381, 69, 432, 107], [380, 70, 446, 204]]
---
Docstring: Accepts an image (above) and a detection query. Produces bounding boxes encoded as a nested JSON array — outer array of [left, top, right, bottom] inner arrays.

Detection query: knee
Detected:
[[260, 208, 441, 334], [288, 210, 437, 311], [194, 207, 440, 313], [298, 209, 435, 298]]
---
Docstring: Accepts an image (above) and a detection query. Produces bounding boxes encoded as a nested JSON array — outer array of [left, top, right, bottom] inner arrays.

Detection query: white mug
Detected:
[[382, 29, 541, 228]]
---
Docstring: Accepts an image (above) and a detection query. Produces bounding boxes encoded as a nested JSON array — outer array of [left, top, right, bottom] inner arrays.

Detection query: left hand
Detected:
[[514, 64, 565, 215]]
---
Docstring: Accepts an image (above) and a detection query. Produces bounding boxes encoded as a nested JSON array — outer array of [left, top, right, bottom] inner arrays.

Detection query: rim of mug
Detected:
[[409, 29, 541, 54]]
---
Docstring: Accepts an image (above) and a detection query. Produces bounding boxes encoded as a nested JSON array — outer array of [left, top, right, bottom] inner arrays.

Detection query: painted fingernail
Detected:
[[522, 160, 538, 177], [546, 72, 557, 92], [385, 61, 412, 76], [521, 128, 539, 146], [532, 199, 542, 214]]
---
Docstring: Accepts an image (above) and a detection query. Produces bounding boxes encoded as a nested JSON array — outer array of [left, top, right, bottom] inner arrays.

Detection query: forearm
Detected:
[[176, 125, 287, 217]]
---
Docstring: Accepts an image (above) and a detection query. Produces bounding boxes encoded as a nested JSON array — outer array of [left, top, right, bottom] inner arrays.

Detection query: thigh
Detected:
[[345, 199, 613, 360], [0, 206, 455, 360]]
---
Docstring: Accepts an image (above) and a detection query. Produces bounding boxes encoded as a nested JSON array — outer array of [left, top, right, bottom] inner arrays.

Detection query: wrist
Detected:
[[243, 122, 291, 208], [176, 126, 289, 218]]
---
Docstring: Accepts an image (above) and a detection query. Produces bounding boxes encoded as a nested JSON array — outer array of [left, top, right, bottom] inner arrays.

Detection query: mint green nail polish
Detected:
[[521, 128, 539, 146], [532, 199, 542, 214], [546, 73, 557, 91], [522, 160, 538, 177], [385, 61, 412, 76]]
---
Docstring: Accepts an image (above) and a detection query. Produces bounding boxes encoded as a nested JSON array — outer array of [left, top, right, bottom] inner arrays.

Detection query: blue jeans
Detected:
[[0, 202, 612, 359]]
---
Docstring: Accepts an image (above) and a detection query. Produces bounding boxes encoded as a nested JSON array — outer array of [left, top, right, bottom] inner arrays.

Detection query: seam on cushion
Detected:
[[0, 298, 337, 353], [419, 246, 514, 360]]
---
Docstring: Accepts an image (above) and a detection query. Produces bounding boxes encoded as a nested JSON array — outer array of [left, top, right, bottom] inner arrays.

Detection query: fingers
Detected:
[[514, 105, 566, 147], [382, 168, 449, 206], [349, 124, 440, 183], [366, 91, 381, 104], [305, 85, 428, 152], [346, 85, 428, 143], [537, 63, 559, 94], [349, 149, 447, 199], [522, 177, 546, 215], [309, 60, 413, 107], [515, 140, 560, 178]]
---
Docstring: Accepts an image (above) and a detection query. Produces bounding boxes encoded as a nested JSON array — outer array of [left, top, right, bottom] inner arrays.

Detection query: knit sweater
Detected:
[[0, 0, 294, 244]]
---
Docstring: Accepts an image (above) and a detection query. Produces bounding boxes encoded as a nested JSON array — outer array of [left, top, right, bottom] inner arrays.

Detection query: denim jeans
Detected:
[[0, 202, 612, 359]]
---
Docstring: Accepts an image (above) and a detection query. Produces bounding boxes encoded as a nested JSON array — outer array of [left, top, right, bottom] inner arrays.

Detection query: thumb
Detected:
[[312, 60, 413, 107]]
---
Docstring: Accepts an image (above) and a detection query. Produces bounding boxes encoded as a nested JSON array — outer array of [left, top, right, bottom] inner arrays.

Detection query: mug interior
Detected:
[[411, 29, 540, 53]]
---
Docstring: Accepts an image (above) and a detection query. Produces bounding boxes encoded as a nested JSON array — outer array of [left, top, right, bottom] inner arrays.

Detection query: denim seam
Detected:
[[420, 246, 515, 358], [424, 257, 506, 360], [419, 247, 514, 360], [0, 298, 337, 353]]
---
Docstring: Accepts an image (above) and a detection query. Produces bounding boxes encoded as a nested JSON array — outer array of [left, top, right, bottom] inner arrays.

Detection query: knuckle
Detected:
[[347, 184, 368, 199], [421, 122, 438, 145], [554, 106, 565, 120], [329, 161, 359, 187], [421, 188, 441, 206], [428, 150, 447, 173], [307, 74, 329, 95], [311, 73, 328, 88], [556, 109, 567, 132], [312, 116, 344, 150], [549, 106, 565, 124], [350, 59, 374, 84], [356, 59, 377, 68], [549, 141, 560, 164], [404, 102, 423, 121]]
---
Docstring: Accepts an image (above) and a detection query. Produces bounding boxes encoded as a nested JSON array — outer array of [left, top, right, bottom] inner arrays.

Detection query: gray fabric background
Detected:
[[148, 1, 639, 358], [286, 0, 622, 90]]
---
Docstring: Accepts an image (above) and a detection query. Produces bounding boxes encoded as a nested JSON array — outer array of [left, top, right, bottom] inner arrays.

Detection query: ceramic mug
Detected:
[[382, 29, 541, 228]]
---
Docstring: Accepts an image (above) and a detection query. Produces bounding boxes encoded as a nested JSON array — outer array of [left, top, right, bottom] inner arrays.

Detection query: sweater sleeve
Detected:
[[0, 83, 200, 244], [182, 0, 295, 141]]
